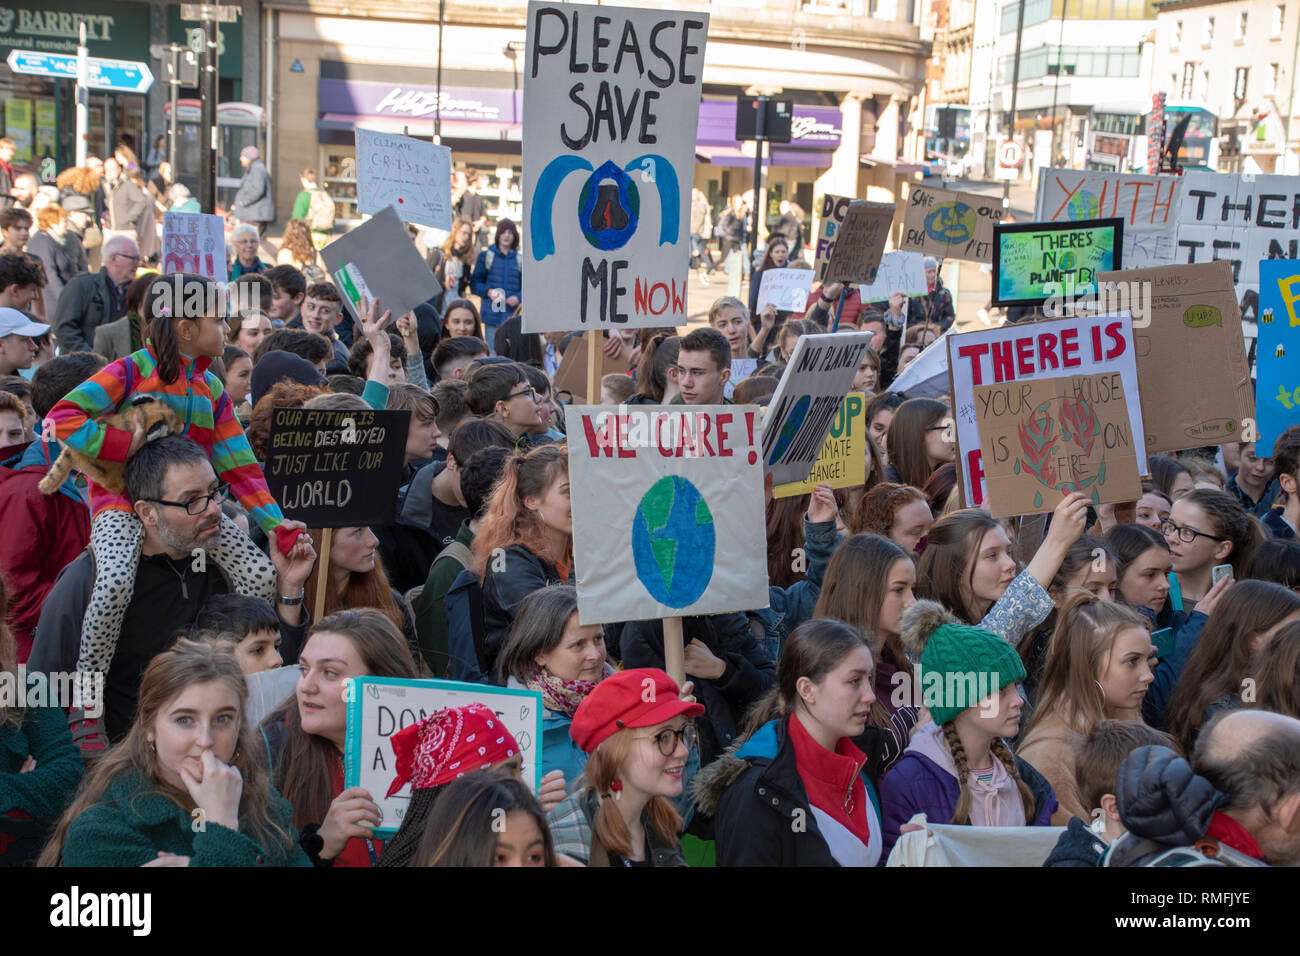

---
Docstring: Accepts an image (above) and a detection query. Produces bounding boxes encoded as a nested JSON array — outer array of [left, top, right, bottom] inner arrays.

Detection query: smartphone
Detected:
[[1212, 564, 1233, 585], [1151, 628, 1174, 659]]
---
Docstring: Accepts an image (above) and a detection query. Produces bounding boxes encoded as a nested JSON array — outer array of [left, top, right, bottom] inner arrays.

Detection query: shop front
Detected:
[[0, 0, 152, 176]]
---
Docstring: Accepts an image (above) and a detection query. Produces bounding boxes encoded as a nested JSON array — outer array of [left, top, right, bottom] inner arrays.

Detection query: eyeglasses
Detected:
[[635, 723, 697, 757], [506, 386, 538, 402], [1160, 519, 1226, 544], [143, 482, 230, 516], [113, 252, 142, 263]]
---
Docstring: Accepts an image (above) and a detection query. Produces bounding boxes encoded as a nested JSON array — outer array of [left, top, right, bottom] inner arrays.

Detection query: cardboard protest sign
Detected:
[[772, 392, 866, 497], [974, 372, 1142, 517], [1036, 169, 1182, 270], [355, 127, 453, 231], [763, 331, 874, 485], [756, 267, 813, 312], [552, 332, 631, 404], [161, 211, 227, 282], [1098, 261, 1254, 452], [522, 2, 708, 331], [724, 358, 758, 400], [948, 313, 1146, 507], [1256, 259, 1300, 454], [321, 205, 442, 322], [565, 404, 768, 625], [856, 251, 927, 301], [901, 183, 1003, 262], [344, 676, 543, 838], [823, 201, 894, 285], [264, 407, 411, 527], [992, 218, 1122, 307], [813, 193, 853, 283]]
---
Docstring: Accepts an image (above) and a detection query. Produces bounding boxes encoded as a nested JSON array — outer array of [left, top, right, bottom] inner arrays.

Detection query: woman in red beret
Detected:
[[547, 668, 704, 867]]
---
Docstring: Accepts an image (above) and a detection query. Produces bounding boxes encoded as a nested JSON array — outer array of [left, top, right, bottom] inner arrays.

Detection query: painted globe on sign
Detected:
[[578, 159, 640, 251], [1066, 190, 1099, 221], [631, 475, 715, 608], [766, 394, 810, 466], [924, 201, 977, 244]]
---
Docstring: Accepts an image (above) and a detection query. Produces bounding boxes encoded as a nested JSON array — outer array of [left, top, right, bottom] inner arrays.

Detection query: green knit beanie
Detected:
[[899, 600, 1026, 726]]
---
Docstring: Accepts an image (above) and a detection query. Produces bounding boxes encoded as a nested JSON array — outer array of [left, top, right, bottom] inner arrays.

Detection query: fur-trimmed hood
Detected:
[[692, 719, 781, 817]]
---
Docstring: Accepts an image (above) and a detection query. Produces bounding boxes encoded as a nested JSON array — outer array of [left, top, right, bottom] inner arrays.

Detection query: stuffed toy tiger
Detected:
[[39, 395, 185, 495]]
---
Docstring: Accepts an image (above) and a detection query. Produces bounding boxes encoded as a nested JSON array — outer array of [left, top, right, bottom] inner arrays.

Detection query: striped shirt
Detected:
[[48, 345, 285, 535]]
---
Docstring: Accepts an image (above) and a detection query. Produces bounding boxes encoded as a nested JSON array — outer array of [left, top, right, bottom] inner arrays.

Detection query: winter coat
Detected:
[[748, 516, 839, 662], [107, 178, 157, 260], [53, 268, 126, 352], [714, 209, 745, 245], [26, 229, 81, 320], [1016, 711, 1087, 824], [919, 277, 955, 331], [480, 545, 570, 672], [1112, 744, 1222, 845], [0, 435, 91, 662], [804, 287, 864, 329], [231, 159, 275, 224], [372, 460, 442, 595], [506, 675, 587, 793], [879, 739, 1057, 860], [621, 613, 776, 767], [470, 245, 522, 320], [60, 768, 310, 867], [548, 787, 687, 866], [1133, 606, 1207, 730], [694, 717, 890, 867], [0, 704, 83, 866]]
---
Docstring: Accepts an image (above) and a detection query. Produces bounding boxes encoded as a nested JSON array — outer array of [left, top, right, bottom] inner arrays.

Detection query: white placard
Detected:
[[855, 251, 928, 301], [356, 128, 453, 231], [724, 357, 758, 399], [756, 267, 813, 312], [1035, 169, 1182, 271], [162, 211, 227, 283]]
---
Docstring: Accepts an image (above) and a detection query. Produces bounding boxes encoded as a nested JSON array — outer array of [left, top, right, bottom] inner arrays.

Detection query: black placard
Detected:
[[264, 407, 411, 528]]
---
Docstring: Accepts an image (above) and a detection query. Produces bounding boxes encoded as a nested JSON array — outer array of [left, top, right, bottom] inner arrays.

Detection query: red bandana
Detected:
[[387, 702, 519, 796]]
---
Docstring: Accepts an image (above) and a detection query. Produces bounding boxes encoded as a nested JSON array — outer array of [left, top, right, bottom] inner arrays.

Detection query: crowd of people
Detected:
[[0, 141, 1297, 871]]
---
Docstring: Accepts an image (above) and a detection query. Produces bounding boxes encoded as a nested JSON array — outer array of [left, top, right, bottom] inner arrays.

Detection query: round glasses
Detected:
[[638, 723, 697, 757], [1160, 519, 1225, 544]]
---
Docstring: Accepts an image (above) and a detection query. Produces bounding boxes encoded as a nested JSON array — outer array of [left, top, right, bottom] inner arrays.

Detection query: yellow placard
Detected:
[[773, 392, 867, 498]]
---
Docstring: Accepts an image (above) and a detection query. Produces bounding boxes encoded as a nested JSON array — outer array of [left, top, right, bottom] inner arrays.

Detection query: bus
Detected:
[[1084, 99, 1218, 173], [923, 103, 974, 177]]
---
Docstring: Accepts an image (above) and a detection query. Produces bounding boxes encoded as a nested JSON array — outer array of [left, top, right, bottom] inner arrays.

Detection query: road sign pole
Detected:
[[749, 94, 766, 267], [168, 45, 180, 173], [75, 22, 88, 166], [199, 14, 218, 214]]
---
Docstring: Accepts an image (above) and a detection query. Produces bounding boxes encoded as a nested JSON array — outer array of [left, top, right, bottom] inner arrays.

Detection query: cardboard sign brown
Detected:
[[823, 200, 894, 285], [553, 334, 633, 405], [1097, 260, 1254, 453], [974, 371, 1142, 518], [900, 183, 1004, 263]]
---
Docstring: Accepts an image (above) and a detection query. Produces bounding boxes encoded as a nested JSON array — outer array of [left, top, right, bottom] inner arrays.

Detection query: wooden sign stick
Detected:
[[314, 528, 333, 623], [663, 616, 685, 687], [586, 329, 603, 408]]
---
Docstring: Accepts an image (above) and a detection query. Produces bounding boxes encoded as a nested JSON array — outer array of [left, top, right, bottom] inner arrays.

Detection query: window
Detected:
[[1236, 11, 1248, 42], [1181, 61, 1196, 97], [1273, 4, 1285, 38], [1204, 16, 1214, 46], [1268, 62, 1280, 94], [1235, 67, 1249, 101], [1172, 18, 1182, 49]]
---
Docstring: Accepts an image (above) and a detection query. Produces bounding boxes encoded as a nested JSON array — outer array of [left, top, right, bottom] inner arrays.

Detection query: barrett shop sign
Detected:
[[0, 1, 149, 60]]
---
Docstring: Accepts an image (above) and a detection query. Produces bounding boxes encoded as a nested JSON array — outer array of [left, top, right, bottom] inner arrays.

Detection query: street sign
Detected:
[[180, 3, 241, 21], [6, 50, 154, 94], [994, 139, 1023, 181]]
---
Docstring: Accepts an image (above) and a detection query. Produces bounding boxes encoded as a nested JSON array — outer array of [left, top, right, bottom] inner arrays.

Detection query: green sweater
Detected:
[[61, 768, 311, 867], [292, 188, 312, 221], [413, 519, 474, 676], [0, 704, 83, 866]]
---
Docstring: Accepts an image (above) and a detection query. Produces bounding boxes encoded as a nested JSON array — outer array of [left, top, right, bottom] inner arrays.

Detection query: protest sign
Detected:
[[565, 404, 768, 625], [813, 193, 852, 283], [161, 211, 226, 282], [1256, 259, 1300, 455], [344, 676, 543, 838], [552, 332, 631, 404], [948, 313, 1146, 507], [856, 251, 928, 301], [321, 205, 442, 322], [974, 372, 1142, 517], [1098, 261, 1254, 452], [887, 333, 948, 399], [264, 407, 411, 527], [522, 2, 708, 332], [901, 183, 1003, 262], [992, 218, 1122, 307], [756, 267, 814, 312], [1036, 169, 1181, 270], [823, 201, 894, 285], [355, 127, 453, 231], [724, 358, 758, 400], [772, 392, 866, 497], [763, 331, 874, 485]]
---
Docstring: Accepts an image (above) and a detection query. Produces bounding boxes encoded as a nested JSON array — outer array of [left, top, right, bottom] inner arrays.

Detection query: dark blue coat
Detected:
[[470, 245, 522, 319]]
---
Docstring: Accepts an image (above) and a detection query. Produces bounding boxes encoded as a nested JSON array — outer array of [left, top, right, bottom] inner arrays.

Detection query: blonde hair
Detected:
[[583, 729, 681, 859]]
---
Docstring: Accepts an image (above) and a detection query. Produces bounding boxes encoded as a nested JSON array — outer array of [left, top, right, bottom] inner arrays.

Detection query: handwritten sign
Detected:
[[320, 205, 441, 323], [947, 313, 1146, 507], [724, 358, 759, 399], [565, 404, 768, 624], [756, 267, 814, 312], [161, 211, 226, 282], [356, 128, 453, 231], [901, 183, 1003, 262], [1098, 261, 1254, 452], [344, 676, 543, 838], [992, 218, 1122, 307], [772, 392, 866, 497], [813, 192, 853, 283], [522, 2, 708, 332], [856, 251, 928, 300], [1257, 258, 1300, 455], [763, 331, 873, 485], [264, 407, 411, 527], [1036, 169, 1181, 270], [974, 372, 1142, 517], [823, 201, 894, 285]]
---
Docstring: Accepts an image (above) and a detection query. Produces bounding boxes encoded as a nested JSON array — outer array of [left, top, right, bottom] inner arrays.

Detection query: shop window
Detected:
[[1203, 16, 1215, 47], [1236, 12, 1248, 43], [1273, 5, 1285, 39], [321, 149, 359, 227], [1181, 62, 1196, 98], [1234, 67, 1250, 102], [1172, 19, 1182, 49]]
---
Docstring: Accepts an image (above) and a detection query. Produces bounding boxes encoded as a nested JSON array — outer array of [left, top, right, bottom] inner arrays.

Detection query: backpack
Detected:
[[306, 188, 336, 232], [1100, 832, 1267, 867]]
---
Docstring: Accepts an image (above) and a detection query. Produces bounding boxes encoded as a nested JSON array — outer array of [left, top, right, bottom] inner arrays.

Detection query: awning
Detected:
[[860, 154, 926, 175], [695, 145, 834, 168], [316, 113, 520, 142]]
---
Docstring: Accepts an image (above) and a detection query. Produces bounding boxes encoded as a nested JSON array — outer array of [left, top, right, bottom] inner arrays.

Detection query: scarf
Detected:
[[526, 662, 614, 718], [908, 720, 1027, 827]]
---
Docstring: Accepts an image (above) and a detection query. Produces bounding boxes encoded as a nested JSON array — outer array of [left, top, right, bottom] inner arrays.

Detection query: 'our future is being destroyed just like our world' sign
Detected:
[[355, 128, 453, 231], [901, 183, 1004, 263], [264, 407, 411, 527], [522, 2, 708, 332], [565, 405, 769, 625], [763, 331, 874, 486]]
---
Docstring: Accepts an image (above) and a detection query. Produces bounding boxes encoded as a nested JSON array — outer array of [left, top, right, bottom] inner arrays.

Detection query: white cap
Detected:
[[0, 308, 49, 338]]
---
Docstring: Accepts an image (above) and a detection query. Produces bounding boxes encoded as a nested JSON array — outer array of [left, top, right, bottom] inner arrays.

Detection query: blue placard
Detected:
[[1255, 259, 1300, 455]]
